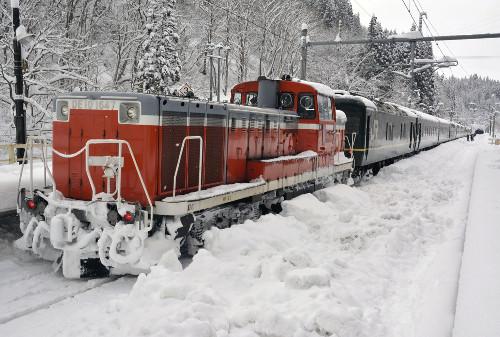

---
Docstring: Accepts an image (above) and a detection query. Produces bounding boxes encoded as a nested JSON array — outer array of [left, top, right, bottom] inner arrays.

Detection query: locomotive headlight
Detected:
[[61, 105, 69, 116], [126, 106, 137, 119], [56, 100, 70, 121]]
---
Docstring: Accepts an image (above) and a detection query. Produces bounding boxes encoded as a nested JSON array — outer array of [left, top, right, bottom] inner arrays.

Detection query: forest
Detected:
[[0, 0, 499, 141]]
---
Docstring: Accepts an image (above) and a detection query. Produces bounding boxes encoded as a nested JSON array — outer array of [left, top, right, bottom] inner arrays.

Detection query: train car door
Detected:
[[365, 114, 371, 158], [417, 123, 422, 150]]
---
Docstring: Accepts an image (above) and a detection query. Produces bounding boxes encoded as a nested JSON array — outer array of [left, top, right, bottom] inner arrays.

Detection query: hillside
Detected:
[[0, 0, 497, 140]]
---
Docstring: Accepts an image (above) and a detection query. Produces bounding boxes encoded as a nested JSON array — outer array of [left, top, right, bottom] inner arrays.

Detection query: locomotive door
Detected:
[[68, 110, 117, 199], [68, 113, 85, 199], [161, 110, 188, 194], [187, 109, 205, 191], [416, 122, 422, 150], [409, 122, 415, 151]]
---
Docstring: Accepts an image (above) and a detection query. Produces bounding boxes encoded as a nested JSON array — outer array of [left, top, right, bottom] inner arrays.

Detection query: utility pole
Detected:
[[418, 12, 427, 32], [217, 46, 221, 103], [206, 44, 224, 102], [408, 12, 427, 106], [11, 0, 26, 162], [300, 23, 308, 80]]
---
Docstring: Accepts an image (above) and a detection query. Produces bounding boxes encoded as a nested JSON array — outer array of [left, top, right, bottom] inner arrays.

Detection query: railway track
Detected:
[[0, 276, 122, 325], [0, 211, 130, 326]]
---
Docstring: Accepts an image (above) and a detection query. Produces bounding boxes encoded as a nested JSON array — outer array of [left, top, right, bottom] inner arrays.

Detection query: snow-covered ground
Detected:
[[453, 139, 500, 337], [0, 161, 50, 213], [0, 136, 497, 337]]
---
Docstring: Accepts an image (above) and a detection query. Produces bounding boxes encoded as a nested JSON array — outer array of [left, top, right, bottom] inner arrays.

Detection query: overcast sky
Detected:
[[350, 0, 500, 81]]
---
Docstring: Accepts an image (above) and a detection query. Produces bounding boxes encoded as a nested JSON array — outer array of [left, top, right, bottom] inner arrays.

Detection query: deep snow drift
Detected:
[[0, 137, 486, 337]]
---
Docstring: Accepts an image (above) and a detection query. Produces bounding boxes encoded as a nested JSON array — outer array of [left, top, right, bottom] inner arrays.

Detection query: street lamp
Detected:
[[11, 0, 33, 162]]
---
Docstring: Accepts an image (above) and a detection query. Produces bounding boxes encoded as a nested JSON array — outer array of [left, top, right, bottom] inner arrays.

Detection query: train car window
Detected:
[[246, 93, 258, 106], [279, 93, 294, 110], [298, 94, 315, 119], [233, 92, 242, 105]]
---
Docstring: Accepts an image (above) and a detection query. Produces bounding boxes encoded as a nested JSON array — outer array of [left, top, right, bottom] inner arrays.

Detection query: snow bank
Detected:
[[50, 138, 481, 337]]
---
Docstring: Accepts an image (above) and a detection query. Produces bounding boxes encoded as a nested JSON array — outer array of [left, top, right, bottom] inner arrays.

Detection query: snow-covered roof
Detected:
[[292, 78, 337, 98], [333, 92, 377, 110], [436, 117, 451, 125], [389, 31, 423, 39], [391, 104, 418, 118]]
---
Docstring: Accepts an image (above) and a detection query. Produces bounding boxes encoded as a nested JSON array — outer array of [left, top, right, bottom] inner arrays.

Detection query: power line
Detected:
[[411, 0, 469, 76], [399, 0, 418, 28], [351, 0, 372, 18]]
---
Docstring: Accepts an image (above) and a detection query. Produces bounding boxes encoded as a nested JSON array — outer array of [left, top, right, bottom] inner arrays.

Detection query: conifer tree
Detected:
[[414, 40, 436, 112], [134, 0, 181, 95]]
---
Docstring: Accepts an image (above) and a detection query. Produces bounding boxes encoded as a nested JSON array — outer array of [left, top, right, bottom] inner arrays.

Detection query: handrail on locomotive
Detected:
[[172, 136, 203, 198], [18, 136, 154, 231]]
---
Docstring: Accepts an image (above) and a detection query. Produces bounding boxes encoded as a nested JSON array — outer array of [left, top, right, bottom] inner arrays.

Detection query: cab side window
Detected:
[[233, 92, 242, 104], [298, 94, 315, 119], [318, 95, 332, 120]]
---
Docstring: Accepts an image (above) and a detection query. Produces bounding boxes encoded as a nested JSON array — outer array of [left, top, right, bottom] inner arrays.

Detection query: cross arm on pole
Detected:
[[308, 33, 500, 47]]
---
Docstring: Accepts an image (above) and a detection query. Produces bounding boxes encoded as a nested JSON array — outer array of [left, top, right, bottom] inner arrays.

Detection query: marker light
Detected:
[[122, 211, 134, 223], [26, 199, 36, 209]]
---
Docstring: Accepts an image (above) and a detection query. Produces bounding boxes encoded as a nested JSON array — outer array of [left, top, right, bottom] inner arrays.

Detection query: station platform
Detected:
[[453, 140, 500, 337]]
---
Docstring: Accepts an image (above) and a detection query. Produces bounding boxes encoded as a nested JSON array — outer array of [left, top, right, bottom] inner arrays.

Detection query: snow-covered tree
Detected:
[[134, 0, 181, 95], [414, 40, 436, 112]]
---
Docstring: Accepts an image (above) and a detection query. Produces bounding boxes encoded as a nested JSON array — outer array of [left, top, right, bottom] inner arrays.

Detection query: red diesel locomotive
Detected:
[[18, 77, 353, 278]]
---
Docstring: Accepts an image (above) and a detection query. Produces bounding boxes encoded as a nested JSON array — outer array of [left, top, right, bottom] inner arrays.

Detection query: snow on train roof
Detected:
[[389, 102, 445, 123], [292, 79, 338, 98], [332, 91, 377, 109]]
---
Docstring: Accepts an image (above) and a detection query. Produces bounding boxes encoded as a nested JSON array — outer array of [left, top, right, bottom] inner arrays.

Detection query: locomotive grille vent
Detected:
[[241, 118, 248, 132], [207, 115, 226, 127], [162, 111, 187, 126], [189, 113, 205, 127]]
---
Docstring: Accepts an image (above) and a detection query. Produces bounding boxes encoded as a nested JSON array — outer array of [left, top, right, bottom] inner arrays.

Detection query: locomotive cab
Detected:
[[231, 77, 343, 158]]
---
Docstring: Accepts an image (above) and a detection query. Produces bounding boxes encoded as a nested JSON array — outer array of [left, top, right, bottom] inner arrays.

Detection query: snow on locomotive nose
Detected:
[[16, 78, 354, 278]]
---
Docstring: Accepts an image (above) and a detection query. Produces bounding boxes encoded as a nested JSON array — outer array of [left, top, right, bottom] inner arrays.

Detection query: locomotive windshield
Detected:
[[246, 93, 258, 106], [279, 93, 294, 110], [298, 94, 315, 119]]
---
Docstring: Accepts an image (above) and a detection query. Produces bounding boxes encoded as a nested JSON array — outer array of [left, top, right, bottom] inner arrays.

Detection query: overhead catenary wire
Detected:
[[351, 0, 372, 18], [411, 0, 469, 77], [399, 0, 419, 29]]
